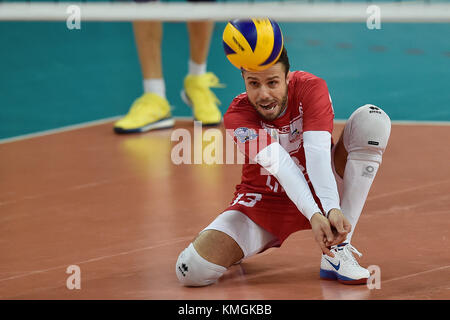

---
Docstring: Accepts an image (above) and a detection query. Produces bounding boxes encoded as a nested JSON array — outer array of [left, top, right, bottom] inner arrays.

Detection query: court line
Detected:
[[1, 116, 449, 144], [0, 116, 122, 144], [2, 176, 448, 209], [0, 116, 192, 144], [0, 233, 307, 283], [382, 120, 450, 126], [0, 178, 119, 207], [334, 119, 450, 126], [0, 236, 191, 283], [367, 179, 450, 201], [382, 265, 450, 284]]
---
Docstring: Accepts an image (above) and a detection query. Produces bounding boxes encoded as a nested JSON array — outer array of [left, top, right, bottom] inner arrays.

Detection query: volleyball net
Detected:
[[0, 0, 449, 22]]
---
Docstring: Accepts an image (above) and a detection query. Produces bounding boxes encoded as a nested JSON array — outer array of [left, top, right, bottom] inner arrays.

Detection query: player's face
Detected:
[[243, 63, 289, 121]]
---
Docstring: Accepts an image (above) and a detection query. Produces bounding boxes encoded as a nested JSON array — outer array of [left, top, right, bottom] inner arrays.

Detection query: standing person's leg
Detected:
[[182, 2, 224, 126], [114, 6, 174, 134], [134, 21, 165, 97], [187, 21, 214, 74]]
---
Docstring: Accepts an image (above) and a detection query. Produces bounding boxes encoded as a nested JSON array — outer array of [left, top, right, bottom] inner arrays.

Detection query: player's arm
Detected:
[[302, 78, 351, 244], [254, 141, 321, 220], [255, 141, 335, 256], [303, 131, 350, 245], [303, 131, 340, 216]]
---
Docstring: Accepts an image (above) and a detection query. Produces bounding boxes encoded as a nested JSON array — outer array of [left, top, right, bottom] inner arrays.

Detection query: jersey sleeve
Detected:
[[301, 78, 334, 133], [224, 101, 277, 161]]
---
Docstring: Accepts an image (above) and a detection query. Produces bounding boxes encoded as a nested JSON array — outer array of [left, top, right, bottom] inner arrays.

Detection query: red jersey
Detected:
[[224, 71, 335, 197]]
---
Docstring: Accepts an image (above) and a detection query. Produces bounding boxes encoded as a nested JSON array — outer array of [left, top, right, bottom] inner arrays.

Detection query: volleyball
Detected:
[[222, 18, 284, 72]]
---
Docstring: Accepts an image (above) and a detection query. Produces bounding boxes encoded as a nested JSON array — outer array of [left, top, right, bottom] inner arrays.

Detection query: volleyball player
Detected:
[[175, 45, 391, 286]]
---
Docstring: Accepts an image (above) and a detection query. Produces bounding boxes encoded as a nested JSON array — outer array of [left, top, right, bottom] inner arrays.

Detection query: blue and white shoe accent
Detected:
[[320, 243, 370, 285]]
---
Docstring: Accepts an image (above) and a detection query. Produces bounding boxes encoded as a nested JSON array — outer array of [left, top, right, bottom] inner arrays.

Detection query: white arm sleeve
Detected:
[[254, 142, 321, 221], [303, 131, 341, 215]]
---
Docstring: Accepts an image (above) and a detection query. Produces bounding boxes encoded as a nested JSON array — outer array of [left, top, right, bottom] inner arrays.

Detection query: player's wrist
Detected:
[[326, 208, 342, 218], [310, 212, 325, 222]]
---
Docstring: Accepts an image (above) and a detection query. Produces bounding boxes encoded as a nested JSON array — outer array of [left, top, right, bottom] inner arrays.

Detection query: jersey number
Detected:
[[231, 193, 262, 207]]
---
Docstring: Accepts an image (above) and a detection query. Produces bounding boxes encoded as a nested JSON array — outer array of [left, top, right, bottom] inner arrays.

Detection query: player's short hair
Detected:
[[276, 46, 290, 78], [240, 46, 290, 78]]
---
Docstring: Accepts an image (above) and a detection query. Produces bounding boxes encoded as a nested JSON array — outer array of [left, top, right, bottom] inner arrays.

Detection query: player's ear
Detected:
[[286, 71, 291, 85], [241, 68, 246, 79]]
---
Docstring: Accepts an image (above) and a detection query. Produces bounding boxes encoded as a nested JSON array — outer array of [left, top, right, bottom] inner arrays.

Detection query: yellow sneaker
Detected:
[[181, 72, 225, 125], [114, 93, 175, 133]]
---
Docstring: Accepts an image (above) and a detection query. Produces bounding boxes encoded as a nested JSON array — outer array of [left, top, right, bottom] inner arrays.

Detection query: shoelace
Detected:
[[196, 72, 226, 90], [341, 244, 363, 266], [187, 73, 225, 110], [129, 94, 166, 117]]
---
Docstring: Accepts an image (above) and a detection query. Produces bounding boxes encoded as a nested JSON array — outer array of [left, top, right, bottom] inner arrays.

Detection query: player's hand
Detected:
[[327, 208, 352, 247], [310, 213, 335, 257]]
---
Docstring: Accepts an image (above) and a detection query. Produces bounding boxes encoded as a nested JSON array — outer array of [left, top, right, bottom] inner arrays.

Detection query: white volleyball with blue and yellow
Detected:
[[223, 18, 284, 72]]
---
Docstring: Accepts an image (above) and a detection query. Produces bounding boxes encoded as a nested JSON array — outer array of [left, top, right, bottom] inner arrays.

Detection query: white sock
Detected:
[[339, 157, 380, 243], [143, 78, 166, 99], [188, 60, 207, 76]]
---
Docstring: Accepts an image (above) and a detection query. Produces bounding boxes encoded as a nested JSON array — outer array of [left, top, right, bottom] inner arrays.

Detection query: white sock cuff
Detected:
[[143, 78, 166, 98], [188, 60, 207, 76]]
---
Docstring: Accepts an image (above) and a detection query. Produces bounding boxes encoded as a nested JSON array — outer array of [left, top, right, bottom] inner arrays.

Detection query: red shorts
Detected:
[[223, 190, 312, 245]]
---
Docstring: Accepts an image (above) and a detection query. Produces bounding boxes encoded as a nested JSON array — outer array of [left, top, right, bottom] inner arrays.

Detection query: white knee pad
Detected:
[[343, 104, 391, 163], [175, 243, 227, 287]]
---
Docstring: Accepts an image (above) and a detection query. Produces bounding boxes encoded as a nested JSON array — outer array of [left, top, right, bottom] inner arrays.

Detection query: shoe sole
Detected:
[[180, 90, 221, 126], [320, 269, 368, 285], [114, 117, 175, 134]]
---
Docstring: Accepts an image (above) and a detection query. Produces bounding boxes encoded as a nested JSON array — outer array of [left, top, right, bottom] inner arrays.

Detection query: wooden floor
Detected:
[[1, 120, 449, 300]]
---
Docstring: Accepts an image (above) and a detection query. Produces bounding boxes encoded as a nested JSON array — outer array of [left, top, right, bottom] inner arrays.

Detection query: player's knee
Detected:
[[343, 104, 391, 162], [175, 243, 227, 287]]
